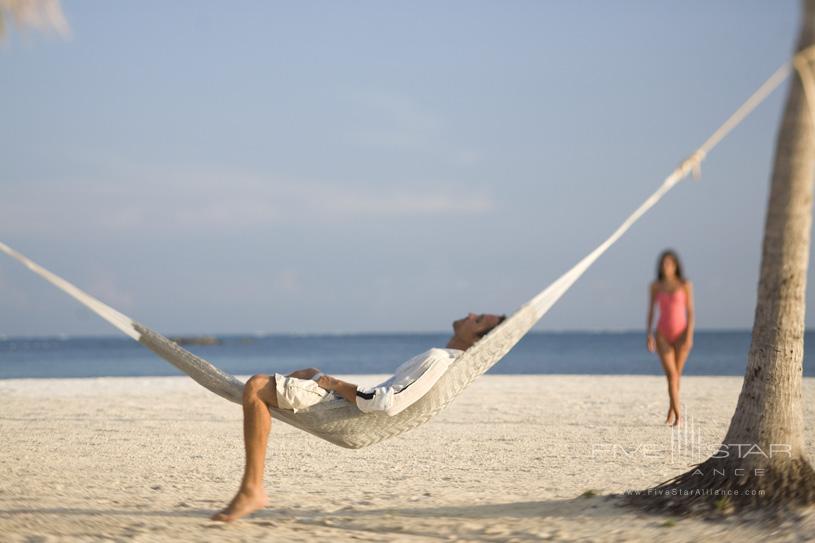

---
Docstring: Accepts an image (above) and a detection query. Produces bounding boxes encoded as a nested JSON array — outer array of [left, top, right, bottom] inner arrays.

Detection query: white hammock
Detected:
[[0, 51, 802, 449]]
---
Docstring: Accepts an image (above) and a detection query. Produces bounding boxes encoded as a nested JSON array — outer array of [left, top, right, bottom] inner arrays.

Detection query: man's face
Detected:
[[452, 313, 504, 339]]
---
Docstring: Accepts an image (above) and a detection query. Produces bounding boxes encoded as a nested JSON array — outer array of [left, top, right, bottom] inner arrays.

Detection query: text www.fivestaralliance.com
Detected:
[[623, 489, 765, 496]]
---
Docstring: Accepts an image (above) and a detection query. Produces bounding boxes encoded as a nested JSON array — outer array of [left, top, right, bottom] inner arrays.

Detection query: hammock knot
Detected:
[[680, 149, 706, 181]]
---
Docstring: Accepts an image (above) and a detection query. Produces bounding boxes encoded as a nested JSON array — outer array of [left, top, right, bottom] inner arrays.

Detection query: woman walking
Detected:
[[646, 249, 695, 426]]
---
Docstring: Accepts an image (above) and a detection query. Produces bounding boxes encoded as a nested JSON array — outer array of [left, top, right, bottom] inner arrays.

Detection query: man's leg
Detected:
[[211, 373, 279, 522], [287, 367, 321, 380]]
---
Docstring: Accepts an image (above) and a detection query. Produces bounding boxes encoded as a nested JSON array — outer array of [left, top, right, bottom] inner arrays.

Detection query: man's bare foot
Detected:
[[211, 488, 268, 522]]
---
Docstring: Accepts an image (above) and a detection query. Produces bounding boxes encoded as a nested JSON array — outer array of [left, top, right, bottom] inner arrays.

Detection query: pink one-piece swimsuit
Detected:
[[656, 287, 688, 343]]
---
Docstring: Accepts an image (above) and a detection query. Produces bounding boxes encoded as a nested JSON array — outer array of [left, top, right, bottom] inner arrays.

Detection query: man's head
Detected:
[[447, 313, 507, 351]]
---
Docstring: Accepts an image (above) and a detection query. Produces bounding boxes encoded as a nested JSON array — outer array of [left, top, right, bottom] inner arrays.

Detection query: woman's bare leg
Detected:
[[669, 332, 692, 427], [655, 332, 681, 426], [674, 331, 692, 377], [211, 374, 278, 522]]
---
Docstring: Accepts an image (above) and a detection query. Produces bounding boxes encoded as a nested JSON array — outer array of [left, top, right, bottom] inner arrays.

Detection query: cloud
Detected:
[[86, 272, 134, 309], [343, 90, 481, 166], [0, 266, 30, 308], [294, 183, 492, 217], [345, 91, 442, 150], [0, 167, 494, 239], [272, 269, 301, 294], [0, 0, 71, 40]]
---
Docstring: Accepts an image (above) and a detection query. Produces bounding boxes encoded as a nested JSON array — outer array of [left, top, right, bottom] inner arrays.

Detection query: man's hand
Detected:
[[316, 374, 334, 390]]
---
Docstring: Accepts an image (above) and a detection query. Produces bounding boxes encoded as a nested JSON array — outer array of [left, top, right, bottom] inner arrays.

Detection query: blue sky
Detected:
[[1, 1, 811, 336]]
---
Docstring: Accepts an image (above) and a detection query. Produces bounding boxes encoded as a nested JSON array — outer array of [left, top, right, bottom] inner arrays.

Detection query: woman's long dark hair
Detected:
[[656, 249, 685, 282]]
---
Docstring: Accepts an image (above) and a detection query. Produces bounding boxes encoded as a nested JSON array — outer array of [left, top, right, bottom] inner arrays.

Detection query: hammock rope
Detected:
[[3, 47, 813, 448]]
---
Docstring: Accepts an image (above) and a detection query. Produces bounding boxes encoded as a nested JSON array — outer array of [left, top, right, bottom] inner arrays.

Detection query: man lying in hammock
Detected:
[[212, 312, 506, 522]]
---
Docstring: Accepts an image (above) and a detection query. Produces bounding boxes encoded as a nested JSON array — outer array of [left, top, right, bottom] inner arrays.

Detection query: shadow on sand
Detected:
[[1, 494, 628, 522]]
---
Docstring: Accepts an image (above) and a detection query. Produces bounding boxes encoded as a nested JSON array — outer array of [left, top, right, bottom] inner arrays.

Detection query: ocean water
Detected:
[[1, 330, 814, 379]]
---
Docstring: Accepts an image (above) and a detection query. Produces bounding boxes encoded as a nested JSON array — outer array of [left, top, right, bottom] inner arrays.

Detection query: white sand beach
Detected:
[[1, 374, 814, 542]]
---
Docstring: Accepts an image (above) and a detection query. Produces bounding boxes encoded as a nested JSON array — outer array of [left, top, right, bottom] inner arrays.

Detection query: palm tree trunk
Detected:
[[627, 0, 815, 514], [723, 0, 815, 461]]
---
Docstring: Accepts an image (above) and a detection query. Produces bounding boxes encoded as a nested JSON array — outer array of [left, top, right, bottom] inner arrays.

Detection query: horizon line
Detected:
[[0, 327, 795, 342]]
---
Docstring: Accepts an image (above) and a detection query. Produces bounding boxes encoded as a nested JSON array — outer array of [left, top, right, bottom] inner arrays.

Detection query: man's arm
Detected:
[[316, 375, 358, 404]]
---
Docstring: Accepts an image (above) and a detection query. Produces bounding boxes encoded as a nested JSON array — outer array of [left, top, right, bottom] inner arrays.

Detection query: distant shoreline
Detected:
[[0, 328, 774, 342], [3, 331, 812, 380]]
